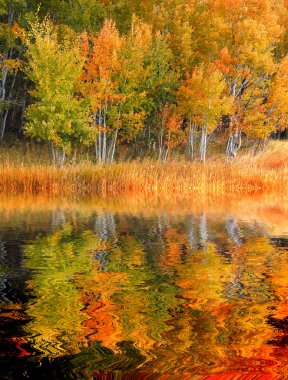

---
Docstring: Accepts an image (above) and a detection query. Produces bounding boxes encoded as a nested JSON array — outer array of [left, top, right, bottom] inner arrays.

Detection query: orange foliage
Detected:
[[81, 20, 123, 112]]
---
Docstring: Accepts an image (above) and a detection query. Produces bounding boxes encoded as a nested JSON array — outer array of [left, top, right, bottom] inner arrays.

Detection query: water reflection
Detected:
[[1, 205, 288, 378]]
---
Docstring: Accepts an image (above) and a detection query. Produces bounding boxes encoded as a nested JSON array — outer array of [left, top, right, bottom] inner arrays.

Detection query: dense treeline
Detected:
[[1, 0, 288, 165]]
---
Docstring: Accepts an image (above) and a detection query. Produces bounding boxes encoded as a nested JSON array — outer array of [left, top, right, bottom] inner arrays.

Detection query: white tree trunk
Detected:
[[226, 129, 242, 158], [158, 128, 164, 161], [200, 125, 207, 163], [188, 120, 196, 161], [51, 143, 66, 167]]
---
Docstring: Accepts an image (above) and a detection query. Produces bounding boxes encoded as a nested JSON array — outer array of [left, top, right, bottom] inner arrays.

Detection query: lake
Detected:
[[1, 196, 288, 379]]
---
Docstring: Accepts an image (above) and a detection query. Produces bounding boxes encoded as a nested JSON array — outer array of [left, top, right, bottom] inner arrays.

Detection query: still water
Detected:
[[1, 199, 288, 379]]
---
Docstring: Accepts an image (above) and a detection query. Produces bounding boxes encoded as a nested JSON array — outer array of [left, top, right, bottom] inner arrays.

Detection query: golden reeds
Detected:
[[0, 141, 287, 196]]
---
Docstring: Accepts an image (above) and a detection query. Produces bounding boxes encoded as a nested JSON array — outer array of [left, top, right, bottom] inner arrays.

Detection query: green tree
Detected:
[[113, 17, 152, 153], [24, 18, 93, 166], [143, 32, 179, 158]]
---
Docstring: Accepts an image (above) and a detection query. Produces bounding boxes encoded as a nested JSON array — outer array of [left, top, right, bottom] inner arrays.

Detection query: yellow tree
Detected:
[[215, 0, 284, 156], [193, 0, 284, 157], [267, 55, 288, 137], [157, 104, 183, 162], [114, 16, 152, 152], [81, 19, 123, 163], [81, 18, 151, 163], [178, 64, 232, 162], [149, 0, 194, 70]]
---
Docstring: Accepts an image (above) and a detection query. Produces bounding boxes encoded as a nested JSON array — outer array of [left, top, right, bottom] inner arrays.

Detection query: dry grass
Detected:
[[0, 140, 287, 196]]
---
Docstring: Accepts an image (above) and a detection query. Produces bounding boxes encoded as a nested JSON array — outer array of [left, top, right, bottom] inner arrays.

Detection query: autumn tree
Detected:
[[177, 72, 199, 162], [112, 17, 152, 155], [28, 0, 105, 33], [215, 0, 284, 157], [267, 56, 288, 138], [1, 0, 288, 162], [192, 0, 284, 157], [157, 104, 183, 162], [81, 18, 150, 163], [81, 19, 123, 163], [148, 0, 194, 70], [0, 0, 26, 140], [178, 65, 232, 162], [143, 32, 179, 158], [25, 18, 93, 166]]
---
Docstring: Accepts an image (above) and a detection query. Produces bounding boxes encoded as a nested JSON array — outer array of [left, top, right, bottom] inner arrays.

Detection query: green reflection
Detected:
[[24, 224, 98, 357]]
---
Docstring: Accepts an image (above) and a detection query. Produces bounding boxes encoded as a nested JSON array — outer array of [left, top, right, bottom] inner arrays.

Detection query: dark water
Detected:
[[1, 205, 288, 379]]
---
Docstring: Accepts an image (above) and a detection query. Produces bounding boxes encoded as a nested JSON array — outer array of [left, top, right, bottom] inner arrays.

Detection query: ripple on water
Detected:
[[1, 205, 288, 378]]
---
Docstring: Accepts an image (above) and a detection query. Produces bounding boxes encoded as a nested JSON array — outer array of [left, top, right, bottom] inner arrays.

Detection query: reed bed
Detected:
[[0, 141, 287, 196]]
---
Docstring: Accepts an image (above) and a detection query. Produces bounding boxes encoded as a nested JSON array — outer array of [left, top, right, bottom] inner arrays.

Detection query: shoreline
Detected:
[[0, 193, 287, 238]]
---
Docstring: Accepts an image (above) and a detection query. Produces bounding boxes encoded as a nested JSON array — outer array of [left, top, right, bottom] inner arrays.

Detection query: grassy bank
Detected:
[[0, 141, 287, 196]]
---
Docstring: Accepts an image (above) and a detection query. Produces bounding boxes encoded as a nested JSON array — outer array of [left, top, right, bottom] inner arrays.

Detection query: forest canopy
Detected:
[[1, 0, 288, 165]]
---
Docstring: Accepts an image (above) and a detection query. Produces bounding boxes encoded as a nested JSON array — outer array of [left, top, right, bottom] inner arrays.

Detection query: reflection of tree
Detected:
[[265, 244, 288, 371], [93, 212, 117, 271], [187, 215, 196, 251], [81, 271, 127, 350], [94, 212, 116, 243], [199, 213, 208, 249], [9, 210, 288, 375], [216, 237, 277, 366], [147, 222, 287, 374], [51, 209, 66, 230], [24, 224, 98, 357], [225, 218, 243, 245], [0, 236, 8, 303], [87, 234, 180, 354]]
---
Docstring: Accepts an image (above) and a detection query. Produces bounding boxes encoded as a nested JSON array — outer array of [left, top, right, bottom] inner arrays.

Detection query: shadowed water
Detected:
[[1, 203, 288, 379]]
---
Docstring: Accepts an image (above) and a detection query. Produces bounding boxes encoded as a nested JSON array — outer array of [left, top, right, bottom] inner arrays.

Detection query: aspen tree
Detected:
[[25, 18, 93, 166]]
